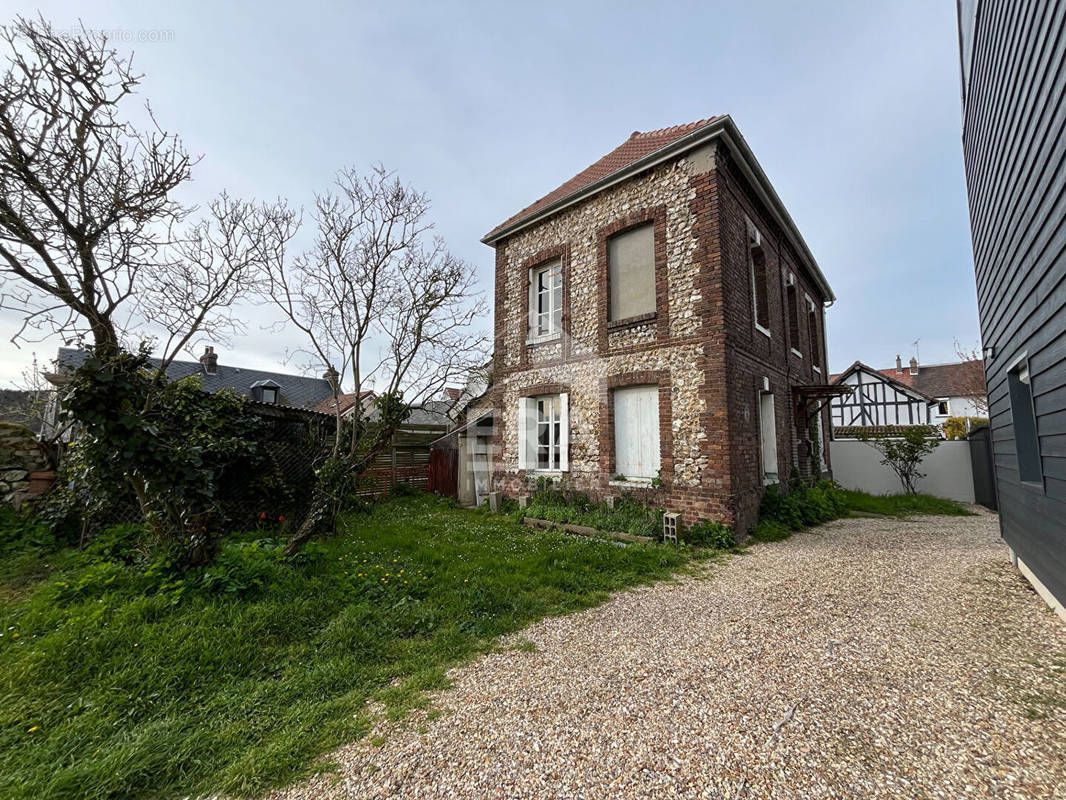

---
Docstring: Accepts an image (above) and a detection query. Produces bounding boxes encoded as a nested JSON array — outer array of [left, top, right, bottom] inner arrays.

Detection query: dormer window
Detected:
[[250, 379, 281, 404]]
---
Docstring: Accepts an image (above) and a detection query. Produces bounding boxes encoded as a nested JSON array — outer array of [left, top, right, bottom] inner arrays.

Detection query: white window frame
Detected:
[[935, 399, 950, 417], [759, 389, 779, 485], [748, 220, 771, 339], [518, 393, 569, 472], [528, 261, 562, 343]]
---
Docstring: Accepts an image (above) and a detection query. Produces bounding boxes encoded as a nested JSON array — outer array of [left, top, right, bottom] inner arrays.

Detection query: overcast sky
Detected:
[[0, 0, 978, 387]]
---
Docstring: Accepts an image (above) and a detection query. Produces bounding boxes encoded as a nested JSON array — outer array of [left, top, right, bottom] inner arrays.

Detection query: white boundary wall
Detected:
[[829, 440, 975, 503]]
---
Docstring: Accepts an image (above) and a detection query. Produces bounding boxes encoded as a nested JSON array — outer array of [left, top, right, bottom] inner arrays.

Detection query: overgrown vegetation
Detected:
[[750, 477, 973, 542], [0, 494, 692, 800], [58, 346, 268, 566], [751, 479, 849, 541], [837, 489, 974, 518], [519, 482, 665, 539]]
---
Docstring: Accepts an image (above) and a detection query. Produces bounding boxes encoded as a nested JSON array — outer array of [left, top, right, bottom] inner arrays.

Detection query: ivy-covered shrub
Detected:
[[685, 520, 736, 549], [60, 345, 267, 566]]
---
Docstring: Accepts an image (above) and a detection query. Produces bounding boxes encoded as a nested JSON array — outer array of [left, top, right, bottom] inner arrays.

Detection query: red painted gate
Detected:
[[427, 447, 458, 498]]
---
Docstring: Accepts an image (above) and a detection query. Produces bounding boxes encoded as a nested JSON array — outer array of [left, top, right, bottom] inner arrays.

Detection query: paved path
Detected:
[[270, 512, 1066, 799]]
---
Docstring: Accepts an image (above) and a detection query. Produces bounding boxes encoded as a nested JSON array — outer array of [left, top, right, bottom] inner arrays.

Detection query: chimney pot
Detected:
[[323, 366, 340, 392], [200, 346, 218, 375], [895, 355, 903, 373], [909, 356, 919, 375]]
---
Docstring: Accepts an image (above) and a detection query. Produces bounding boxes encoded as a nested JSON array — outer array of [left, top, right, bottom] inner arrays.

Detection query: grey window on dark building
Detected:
[[1008, 361, 1041, 484], [261, 387, 278, 404]]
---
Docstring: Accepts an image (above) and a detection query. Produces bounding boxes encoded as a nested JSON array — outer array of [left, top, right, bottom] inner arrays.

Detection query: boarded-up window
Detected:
[[608, 223, 655, 321], [613, 385, 660, 479], [759, 392, 778, 484]]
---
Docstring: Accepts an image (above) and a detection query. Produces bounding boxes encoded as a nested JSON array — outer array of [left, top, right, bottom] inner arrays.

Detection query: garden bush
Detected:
[[684, 520, 736, 549], [758, 479, 849, 533]]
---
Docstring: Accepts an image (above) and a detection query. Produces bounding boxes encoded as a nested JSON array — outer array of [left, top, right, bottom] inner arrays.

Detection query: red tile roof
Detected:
[[484, 117, 723, 241], [313, 390, 374, 416], [875, 362, 986, 399]]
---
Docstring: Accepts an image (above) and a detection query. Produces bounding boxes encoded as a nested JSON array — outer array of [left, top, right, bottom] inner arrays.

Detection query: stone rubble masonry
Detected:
[[486, 141, 832, 534], [0, 422, 50, 505]]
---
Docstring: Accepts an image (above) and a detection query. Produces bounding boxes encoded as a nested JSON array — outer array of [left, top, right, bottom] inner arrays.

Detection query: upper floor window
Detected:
[[608, 223, 655, 321], [749, 222, 770, 335], [786, 273, 801, 355], [806, 296, 821, 371], [261, 387, 278, 404], [529, 260, 562, 339], [936, 399, 950, 416]]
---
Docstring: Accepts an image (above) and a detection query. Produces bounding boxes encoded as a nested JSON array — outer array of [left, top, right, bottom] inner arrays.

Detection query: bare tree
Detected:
[[0, 17, 294, 371], [268, 166, 487, 553], [953, 339, 989, 416], [0, 352, 50, 433]]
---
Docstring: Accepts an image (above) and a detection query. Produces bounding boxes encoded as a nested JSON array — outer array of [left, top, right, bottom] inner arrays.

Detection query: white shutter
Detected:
[[517, 397, 535, 470], [559, 392, 569, 472], [614, 386, 659, 478]]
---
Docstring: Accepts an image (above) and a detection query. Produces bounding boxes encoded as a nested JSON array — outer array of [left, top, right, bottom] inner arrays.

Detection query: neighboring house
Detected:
[[43, 346, 337, 436], [829, 362, 934, 428], [828, 355, 988, 430], [477, 115, 837, 532], [876, 355, 987, 421], [314, 390, 376, 418], [957, 1, 1066, 620]]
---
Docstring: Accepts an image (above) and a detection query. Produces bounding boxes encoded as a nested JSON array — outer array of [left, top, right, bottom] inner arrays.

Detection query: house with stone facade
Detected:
[[475, 115, 837, 534]]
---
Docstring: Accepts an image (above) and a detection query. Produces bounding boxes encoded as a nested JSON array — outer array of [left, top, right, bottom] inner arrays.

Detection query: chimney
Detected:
[[323, 366, 340, 393], [895, 355, 903, 374], [200, 346, 218, 375], [909, 356, 919, 375]]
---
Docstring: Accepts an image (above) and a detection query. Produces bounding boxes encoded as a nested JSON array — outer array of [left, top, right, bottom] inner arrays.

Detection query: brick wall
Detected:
[[485, 141, 831, 534]]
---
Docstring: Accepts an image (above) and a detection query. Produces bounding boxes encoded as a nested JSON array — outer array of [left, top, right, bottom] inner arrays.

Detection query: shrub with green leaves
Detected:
[[685, 520, 736, 549], [522, 485, 663, 538]]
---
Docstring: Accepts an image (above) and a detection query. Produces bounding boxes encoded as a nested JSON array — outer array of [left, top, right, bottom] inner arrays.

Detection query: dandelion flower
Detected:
[[27, 726, 39, 733]]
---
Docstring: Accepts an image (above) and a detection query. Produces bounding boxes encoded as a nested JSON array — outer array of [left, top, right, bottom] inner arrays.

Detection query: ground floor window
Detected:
[[612, 385, 660, 479], [759, 391, 779, 484], [518, 393, 569, 472]]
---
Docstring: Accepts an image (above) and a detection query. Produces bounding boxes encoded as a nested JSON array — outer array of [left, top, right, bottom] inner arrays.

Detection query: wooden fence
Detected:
[[353, 427, 448, 497]]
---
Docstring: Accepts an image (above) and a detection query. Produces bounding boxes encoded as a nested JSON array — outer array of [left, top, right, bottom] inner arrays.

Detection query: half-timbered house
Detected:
[[828, 361, 933, 429]]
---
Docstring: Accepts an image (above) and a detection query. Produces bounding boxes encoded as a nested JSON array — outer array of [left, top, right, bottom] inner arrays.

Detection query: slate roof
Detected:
[[483, 117, 722, 241], [51, 348, 335, 411]]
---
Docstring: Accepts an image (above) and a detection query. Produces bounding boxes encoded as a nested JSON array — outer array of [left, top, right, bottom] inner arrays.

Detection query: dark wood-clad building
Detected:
[[958, 0, 1066, 621]]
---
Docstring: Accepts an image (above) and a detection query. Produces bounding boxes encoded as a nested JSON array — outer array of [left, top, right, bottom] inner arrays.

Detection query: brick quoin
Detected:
[[479, 118, 834, 536]]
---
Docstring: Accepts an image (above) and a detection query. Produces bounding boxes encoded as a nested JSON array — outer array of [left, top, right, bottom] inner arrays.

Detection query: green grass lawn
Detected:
[[0, 495, 696, 800], [839, 489, 975, 517]]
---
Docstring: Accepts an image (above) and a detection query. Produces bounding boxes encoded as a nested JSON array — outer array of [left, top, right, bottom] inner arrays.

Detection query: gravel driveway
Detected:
[[268, 512, 1066, 799]]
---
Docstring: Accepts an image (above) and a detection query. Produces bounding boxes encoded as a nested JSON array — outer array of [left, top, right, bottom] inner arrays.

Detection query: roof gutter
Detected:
[[481, 115, 835, 303]]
